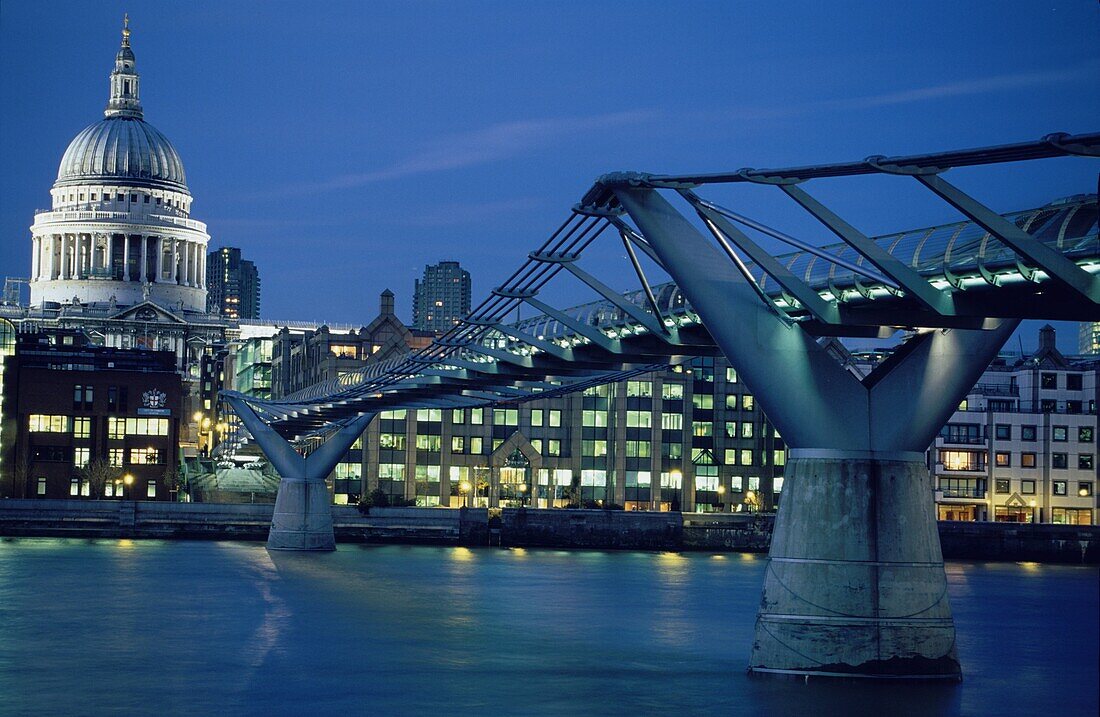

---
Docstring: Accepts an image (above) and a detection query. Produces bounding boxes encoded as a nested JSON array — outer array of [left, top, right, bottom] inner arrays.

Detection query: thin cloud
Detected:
[[699, 60, 1100, 122], [260, 110, 657, 198], [828, 61, 1100, 111], [392, 197, 545, 228]]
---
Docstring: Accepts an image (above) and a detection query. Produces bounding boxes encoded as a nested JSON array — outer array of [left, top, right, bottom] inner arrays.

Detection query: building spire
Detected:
[[105, 15, 143, 119]]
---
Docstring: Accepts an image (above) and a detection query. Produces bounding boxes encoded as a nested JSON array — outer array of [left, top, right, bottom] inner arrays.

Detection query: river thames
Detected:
[[0, 539, 1095, 716]]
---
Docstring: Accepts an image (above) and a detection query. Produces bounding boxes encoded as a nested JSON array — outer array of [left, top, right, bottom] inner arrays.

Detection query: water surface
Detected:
[[0, 539, 1095, 716]]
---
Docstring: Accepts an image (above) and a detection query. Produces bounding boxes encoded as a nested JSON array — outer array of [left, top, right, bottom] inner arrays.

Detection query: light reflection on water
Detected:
[[0, 539, 1095, 717]]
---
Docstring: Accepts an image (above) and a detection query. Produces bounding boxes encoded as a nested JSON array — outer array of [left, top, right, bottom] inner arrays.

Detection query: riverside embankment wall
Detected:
[[1, 500, 1096, 563]]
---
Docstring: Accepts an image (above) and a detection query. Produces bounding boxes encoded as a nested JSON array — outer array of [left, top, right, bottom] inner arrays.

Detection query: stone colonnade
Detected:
[[29, 232, 206, 288]]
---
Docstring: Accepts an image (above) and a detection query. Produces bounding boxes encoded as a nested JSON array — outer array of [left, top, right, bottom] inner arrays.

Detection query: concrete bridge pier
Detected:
[[754, 453, 957, 678], [225, 396, 374, 551], [613, 184, 1018, 679]]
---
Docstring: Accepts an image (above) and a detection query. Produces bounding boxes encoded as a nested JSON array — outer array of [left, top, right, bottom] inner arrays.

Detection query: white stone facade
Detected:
[[27, 18, 209, 313]]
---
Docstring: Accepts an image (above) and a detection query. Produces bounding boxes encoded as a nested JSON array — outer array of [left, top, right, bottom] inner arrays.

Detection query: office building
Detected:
[[207, 247, 260, 320], [413, 261, 471, 332], [1, 330, 182, 500], [934, 326, 1097, 525]]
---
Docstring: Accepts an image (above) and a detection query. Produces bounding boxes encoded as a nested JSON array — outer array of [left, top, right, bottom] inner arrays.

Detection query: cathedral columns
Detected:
[[139, 233, 148, 282], [170, 237, 178, 284], [79, 233, 90, 278], [155, 236, 164, 282], [189, 242, 197, 287], [123, 233, 131, 280], [105, 233, 114, 276], [49, 235, 58, 280], [64, 234, 73, 279], [31, 237, 40, 281]]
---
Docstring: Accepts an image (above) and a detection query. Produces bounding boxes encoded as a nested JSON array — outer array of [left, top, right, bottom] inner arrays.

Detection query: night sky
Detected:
[[1, 1, 1096, 349]]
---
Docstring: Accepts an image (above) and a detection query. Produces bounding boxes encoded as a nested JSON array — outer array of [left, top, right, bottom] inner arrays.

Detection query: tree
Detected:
[[162, 465, 181, 500], [80, 459, 122, 499], [11, 457, 30, 499]]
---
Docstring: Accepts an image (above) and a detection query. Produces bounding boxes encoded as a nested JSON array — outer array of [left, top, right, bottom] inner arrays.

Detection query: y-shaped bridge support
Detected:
[[614, 186, 1017, 680], [226, 396, 374, 551]]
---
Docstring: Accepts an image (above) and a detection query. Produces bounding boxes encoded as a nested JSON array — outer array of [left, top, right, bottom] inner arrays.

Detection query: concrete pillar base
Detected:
[[266, 478, 335, 551], [749, 456, 961, 680]]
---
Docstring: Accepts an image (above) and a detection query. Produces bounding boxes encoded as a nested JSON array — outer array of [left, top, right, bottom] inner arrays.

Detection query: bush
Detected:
[[369, 488, 390, 508]]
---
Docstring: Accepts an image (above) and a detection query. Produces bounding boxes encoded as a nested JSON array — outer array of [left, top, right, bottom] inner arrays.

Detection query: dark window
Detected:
[[1079, 482, 1094, 497], [1053, 426, 1068, 442], [1079, 454, 1094, 471], [1066, 374, 1083, 391], [1052, 453, 1068, 469], [1080, 427, 1094, 443], [1067, 401, 1082, 414], [1041, 372, 1058, 389], [1041, 399, 1057, 413], [107, 386, 118, 412], [994, 478, 1010, 494], [117, 193, 124, 202], [994, 424, 1011, 440], [1021, 425, 1037, 441], [31, 445, 71, 462], [130, 194, 138, 202], [143, 195, 150, 203], [941, 423, 982, 444]]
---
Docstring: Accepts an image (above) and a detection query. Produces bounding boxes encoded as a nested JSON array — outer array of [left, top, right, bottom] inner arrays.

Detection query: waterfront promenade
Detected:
[[1, 499, 1097, 562]]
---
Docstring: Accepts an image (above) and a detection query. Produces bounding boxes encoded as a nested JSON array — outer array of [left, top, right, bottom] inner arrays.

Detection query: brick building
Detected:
[[1, 330, 182, 500]]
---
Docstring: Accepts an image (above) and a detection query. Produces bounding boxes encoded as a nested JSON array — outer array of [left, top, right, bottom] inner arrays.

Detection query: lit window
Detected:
[[128, 448, 164, 465], [28, 415, 69, 433]]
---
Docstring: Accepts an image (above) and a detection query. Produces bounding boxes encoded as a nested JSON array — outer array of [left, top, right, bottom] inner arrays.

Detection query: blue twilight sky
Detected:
[[1, 1, 1097, 350]]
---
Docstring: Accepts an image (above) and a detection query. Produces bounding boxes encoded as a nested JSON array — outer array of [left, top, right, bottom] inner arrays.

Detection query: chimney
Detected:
[[1038, 324, 1056, 351]]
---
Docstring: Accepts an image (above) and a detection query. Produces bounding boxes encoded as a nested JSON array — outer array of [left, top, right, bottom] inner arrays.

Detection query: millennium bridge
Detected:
[[222, 131, 1099, 680]]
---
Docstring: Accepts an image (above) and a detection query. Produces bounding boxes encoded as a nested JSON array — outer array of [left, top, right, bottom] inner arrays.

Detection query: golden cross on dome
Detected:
[[122, 13, 131, 45]]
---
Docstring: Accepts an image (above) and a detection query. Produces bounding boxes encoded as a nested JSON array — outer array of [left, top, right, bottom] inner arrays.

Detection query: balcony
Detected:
[[31, 209, 207, 233], [940, 488, 987, 499], [939, 436, 986, 446], [971, 383, 1018, 397]]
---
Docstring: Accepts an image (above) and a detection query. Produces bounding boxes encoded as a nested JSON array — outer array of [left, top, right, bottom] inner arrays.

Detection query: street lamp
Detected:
[[716, 483, 726, 512], [518, 482, 528, 507], [123, 473, 134, 500], [745, 490, 757, 514], [459, 480, 472, 508]]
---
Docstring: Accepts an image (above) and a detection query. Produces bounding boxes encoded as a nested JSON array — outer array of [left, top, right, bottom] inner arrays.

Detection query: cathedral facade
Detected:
[[6, 18, 230, 372]]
